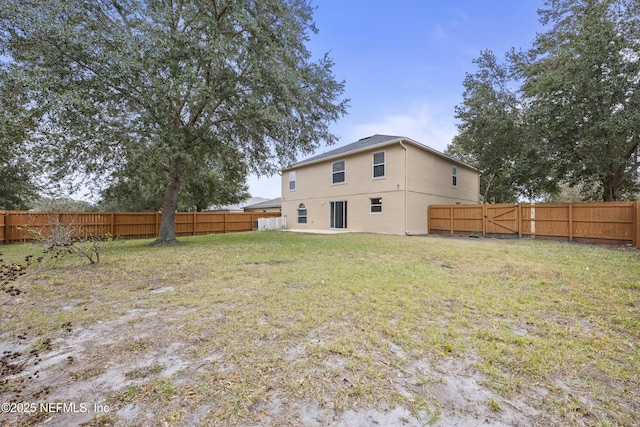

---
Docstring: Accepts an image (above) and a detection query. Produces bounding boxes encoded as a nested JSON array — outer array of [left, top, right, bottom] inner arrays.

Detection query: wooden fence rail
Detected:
[[0, 211, 281, 245], [428, 201, 640, 249]]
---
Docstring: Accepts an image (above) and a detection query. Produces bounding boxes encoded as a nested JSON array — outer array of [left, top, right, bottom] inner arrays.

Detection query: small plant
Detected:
[[124, 364, 163, 379], [488, 396, 502, 412], [126, 339, 147, 353], [17, 217, 113, 265]]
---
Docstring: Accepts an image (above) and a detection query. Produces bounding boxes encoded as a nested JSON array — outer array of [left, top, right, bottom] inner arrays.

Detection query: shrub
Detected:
[[16, 217, 112, 265]]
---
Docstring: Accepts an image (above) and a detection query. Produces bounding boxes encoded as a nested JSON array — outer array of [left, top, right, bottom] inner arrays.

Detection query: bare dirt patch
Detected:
[[1, 309, 546, 426]]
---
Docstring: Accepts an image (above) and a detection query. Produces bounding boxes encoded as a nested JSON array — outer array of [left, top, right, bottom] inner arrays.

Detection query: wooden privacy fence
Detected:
[[0, 211, 281, 244], [428, 201, 640, 249]]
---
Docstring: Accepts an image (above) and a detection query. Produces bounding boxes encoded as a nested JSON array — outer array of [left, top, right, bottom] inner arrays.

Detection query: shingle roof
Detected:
[[243, 197, 281, 210], [287, 134, 477, 171], [210, 196, 267, 211], [293, 135, 403, 167]]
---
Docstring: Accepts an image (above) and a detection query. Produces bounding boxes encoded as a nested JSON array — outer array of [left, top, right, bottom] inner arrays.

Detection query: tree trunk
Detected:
[[602, 175, 621, 201], [482, 173, 494, 204], [602, 183, 619, 201], [152, 177, 181, 245]]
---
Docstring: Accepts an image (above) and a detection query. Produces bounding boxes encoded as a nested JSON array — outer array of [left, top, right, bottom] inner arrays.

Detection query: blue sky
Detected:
[[248, 0, 548, 199]]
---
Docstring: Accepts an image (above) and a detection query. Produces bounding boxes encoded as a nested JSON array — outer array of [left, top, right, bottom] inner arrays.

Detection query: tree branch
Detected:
[[110, 0, 134, 38]]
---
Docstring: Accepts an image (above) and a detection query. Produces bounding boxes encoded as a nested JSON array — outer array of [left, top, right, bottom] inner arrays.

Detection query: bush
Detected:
[[16, 217, 112, 265]]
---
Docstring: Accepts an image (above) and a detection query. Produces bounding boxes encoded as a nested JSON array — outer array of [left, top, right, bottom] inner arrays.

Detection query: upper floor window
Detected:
[[452, 166, 458, 188], [297, 203, 307, 224], [289, 171, 296, 191], [332, 160, 345, 184], [373, 151, 385, 178]]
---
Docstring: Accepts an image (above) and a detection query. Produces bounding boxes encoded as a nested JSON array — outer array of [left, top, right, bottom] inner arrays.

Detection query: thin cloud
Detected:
[[430, 24, 446, 40], [346, 104, 458, 153]]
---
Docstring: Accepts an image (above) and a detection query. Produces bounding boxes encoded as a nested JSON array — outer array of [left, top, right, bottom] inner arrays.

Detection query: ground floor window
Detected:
[[297, 203, 307, 224], [330, 201, 347, 229], [370, 197, 382, 213]]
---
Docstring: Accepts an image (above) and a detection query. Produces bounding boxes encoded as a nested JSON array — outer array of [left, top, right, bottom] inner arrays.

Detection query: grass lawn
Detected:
[[1, 231, 639, 426]]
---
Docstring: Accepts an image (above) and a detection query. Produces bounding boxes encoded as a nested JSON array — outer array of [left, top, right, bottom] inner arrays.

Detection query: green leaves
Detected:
[[0, 65, 39, 209], [448, 50, 556, 203], [450, 0, 640, 202], [0, 0, 347, 239], [521, 0, 640, 200]]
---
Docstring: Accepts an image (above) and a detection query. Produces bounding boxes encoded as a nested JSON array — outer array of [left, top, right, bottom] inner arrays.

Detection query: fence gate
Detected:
[[484, 204, 519, 236]]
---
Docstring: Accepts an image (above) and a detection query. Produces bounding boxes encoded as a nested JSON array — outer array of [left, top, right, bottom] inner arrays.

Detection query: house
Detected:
[[243, 197, 282, 213], [281, 134, 480, 235], [210, 197, 268, 212]]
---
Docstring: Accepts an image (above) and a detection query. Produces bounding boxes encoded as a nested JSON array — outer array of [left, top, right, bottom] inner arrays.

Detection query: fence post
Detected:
[[193, 212, 197, 236], [224, 212, 228, 234], [155, 212, 160, 236], [482, 204, 487, 237], [635, 200, 640, 250], [517, 204, 522, 239], [449, 206, 453, 236], [0, 210, 5, 245], [568, 203, 573, 242]]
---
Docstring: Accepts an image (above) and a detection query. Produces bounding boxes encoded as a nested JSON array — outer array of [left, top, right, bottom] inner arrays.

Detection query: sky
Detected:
[[248, 0, 548, 199]]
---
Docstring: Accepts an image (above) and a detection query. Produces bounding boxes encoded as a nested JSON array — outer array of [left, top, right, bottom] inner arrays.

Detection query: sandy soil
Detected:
[[0, 295, 554, 427]]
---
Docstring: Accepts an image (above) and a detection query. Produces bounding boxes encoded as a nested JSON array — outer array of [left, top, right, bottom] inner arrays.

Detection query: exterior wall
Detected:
[[244, 206, 281, 213], [282, 144, 407, 235], [404, 144, 480, 235], [281, 140, 480, 235]]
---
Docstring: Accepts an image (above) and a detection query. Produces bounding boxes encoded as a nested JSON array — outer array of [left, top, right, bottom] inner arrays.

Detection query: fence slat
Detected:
[[1, 211, 281, 244], [635, 201, 640, 249], [0, 210, 5, 244]]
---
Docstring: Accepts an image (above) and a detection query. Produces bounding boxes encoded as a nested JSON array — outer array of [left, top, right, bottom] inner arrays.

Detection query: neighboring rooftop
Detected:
[[211, 197, 268, 212], [287, 134, 476, 171], [243, 197, 281, 210]]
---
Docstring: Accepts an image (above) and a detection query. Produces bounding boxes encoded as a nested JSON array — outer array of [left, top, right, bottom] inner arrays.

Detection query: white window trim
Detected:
[[372, 151, 386, 179], [370, 197, 382, 214], [289, 171, 296, 191], [452, 166, 458, 188], [332, 160, 346, 185], [297, 203, 307, 224]]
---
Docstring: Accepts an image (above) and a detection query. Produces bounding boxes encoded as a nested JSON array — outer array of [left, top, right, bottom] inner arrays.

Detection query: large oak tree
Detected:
[[0, 0, 348, 242], [449, 0, 640, 202], [447, 50, 558, 203], [521, 0, 640, 201]]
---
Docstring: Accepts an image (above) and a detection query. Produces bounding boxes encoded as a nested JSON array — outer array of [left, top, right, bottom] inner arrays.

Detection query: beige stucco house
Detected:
[[281, 135, 480, 235]]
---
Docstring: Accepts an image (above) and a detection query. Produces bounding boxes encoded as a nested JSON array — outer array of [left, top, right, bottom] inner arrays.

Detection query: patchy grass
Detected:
[[1, 232, 639, 426]]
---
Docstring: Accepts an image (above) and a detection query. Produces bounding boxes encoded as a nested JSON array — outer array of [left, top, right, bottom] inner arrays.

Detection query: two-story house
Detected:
[[281, 134, 480, 235]]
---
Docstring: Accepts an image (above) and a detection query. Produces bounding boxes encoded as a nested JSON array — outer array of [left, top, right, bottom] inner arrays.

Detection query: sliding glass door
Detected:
[[330, 201, 347, 229]]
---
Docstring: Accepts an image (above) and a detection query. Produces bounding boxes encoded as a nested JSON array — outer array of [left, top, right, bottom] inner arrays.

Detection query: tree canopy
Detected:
[[446, 50, 558, 203], [100, 146, 250, 212], [449, 0, 640, 202], [0, 0, 348, 241], [0, 65, 39, 210]]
